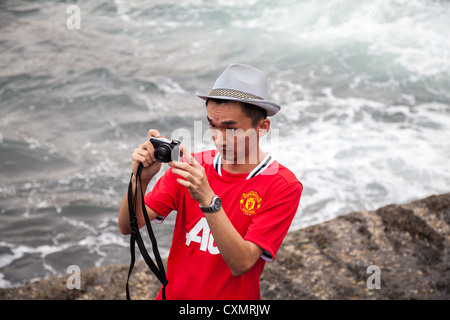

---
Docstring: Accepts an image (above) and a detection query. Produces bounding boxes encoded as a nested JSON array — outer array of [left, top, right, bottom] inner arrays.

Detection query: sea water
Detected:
[[0, 0, 449, 287]]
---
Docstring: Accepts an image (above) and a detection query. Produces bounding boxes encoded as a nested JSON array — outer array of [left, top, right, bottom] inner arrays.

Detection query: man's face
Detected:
[[206, 100, 261, 164]]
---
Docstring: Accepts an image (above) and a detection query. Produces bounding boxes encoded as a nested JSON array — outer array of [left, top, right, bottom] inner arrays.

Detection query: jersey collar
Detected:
[[213, 152, 274, 180]]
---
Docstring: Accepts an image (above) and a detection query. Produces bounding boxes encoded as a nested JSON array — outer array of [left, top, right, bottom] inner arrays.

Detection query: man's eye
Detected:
[[208, 123, 216, 128]]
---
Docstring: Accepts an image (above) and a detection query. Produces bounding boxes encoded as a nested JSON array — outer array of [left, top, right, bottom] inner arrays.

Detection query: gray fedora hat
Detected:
[[197, 64, 281, 116]]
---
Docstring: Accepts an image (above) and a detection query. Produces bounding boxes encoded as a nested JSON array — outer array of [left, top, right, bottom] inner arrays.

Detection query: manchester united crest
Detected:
[[240, 191, 262, 216]]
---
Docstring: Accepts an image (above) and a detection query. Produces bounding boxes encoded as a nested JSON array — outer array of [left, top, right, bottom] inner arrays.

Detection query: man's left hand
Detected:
[[169, 146, 215, 207]]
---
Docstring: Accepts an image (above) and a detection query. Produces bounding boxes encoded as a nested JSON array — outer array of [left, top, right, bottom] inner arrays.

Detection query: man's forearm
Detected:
[[204, 209, 263, 277]]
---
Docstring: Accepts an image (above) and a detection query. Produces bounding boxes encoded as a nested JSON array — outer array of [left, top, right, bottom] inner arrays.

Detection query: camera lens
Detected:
[[154, 145, 172, 162]]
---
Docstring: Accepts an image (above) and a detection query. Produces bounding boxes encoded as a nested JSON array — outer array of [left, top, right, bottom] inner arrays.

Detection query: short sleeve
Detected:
[[144, 167, 179, 223], [244, 181, 302, 261]]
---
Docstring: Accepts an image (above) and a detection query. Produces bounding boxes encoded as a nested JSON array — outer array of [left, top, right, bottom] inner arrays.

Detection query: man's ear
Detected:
[[257, 118, 270, 137]]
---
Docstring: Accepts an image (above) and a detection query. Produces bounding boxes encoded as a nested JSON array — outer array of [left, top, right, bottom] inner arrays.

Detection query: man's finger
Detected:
[[172, 168, 190, 180], [148, 129, 162, 139], [181, 145, 201, 168], [135, 148, 152, 166], [169, 160, 195, 174], [148, 129, 160, 138], [176, 178, 191, 188]]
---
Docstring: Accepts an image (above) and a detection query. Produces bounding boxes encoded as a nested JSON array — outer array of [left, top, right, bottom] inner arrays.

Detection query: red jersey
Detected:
[[144, 150, 302, 300]]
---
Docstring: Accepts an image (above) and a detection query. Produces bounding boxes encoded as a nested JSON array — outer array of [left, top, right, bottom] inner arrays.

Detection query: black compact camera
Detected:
[[150, 137, 182, 163]]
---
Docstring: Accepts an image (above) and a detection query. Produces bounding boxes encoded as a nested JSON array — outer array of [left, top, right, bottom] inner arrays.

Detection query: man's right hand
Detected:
[[131, 129, 164, 183]]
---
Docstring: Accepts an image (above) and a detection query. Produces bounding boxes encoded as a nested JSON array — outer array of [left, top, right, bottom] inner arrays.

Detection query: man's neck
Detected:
[[221, 149, 267, 174]]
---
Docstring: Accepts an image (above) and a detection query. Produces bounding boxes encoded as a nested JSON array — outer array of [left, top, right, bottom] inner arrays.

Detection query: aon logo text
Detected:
[[185, 218, 220, 254]]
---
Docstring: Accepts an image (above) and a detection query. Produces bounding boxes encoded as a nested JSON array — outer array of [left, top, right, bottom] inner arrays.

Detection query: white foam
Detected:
[[0, 273, 13, 288], [272, 91, 450, 230], [76, 231, 128, 249], [0, 241, 73, 269]]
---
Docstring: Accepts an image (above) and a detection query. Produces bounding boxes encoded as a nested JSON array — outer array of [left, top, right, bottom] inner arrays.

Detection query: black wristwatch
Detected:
[[199, 195, 222, 213]]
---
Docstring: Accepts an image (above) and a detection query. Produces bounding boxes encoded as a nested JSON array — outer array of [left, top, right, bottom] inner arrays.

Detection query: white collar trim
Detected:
[[213, 152, 274, 180]]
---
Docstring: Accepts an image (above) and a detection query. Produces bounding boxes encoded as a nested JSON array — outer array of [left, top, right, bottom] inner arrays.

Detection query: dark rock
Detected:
[[1, 193, 449, 300], [260, 193, 450, 299]]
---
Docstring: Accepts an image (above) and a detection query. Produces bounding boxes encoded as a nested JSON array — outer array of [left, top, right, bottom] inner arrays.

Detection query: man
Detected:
[[118, 64, 302, 299]]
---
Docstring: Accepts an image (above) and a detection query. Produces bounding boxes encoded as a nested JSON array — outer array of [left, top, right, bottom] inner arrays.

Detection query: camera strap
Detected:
[[126, 163, 168, 300]]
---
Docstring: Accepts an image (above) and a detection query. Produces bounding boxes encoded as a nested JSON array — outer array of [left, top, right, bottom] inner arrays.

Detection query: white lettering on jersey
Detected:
[[185, 217, 220, 255]]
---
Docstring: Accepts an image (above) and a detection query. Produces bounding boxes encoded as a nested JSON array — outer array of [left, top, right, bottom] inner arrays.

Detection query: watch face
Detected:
[[213, 197, 222, 211]]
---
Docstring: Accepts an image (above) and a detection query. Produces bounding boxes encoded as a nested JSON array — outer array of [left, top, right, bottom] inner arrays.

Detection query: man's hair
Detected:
[[205, 98, 267, 127]]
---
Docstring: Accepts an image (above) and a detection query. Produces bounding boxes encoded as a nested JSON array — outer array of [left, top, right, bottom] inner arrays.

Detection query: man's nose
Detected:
[[211, 128, 227, 144]]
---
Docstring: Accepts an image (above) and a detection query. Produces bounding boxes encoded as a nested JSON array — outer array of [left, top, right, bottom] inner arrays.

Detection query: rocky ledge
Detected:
[[1, 193, 449, 300]]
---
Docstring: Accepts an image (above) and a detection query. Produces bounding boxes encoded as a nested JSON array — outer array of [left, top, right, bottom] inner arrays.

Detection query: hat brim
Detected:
[[197, 94, 280, 117]]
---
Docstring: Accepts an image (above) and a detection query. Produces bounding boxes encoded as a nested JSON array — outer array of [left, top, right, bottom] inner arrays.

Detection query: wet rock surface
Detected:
[[260, 193, 450, 299], [1, 193, 449, 300]]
